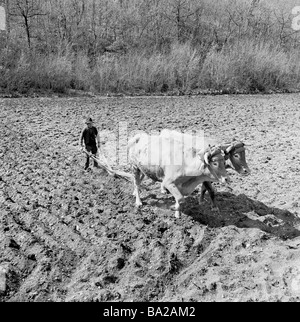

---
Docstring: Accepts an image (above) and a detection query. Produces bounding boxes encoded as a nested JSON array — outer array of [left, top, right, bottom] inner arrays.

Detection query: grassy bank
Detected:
[[1, 40, 300, 95]]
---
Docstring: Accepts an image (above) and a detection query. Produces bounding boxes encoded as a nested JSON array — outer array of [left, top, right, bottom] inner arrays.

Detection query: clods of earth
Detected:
[[1, 94, 300, 302]]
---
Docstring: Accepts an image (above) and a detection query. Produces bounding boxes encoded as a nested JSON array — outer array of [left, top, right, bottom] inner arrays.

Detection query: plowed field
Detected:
[[1, 94, 300, 302]]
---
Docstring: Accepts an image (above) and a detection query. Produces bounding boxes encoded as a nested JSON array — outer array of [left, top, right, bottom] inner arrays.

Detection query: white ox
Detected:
[[128, 132, 228, 218]]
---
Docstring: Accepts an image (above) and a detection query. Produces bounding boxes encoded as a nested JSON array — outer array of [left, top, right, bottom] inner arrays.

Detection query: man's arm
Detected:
[[95, 128, 100, 148], [79, 129, 85, 148]]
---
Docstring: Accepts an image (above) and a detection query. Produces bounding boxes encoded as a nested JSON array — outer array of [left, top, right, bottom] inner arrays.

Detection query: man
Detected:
[[79, 117, 101, 170]]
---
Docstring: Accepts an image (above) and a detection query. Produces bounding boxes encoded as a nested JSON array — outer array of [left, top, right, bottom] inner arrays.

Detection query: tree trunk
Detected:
[[24, 15, 30, 48]]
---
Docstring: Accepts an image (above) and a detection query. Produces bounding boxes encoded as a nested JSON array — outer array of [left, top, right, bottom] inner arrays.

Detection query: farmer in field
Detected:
[[79, 117, 101, 170]]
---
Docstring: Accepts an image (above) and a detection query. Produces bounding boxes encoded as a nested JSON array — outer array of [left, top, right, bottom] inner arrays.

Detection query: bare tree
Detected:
[[163, 0, 195, 43], [9, 0, 45, 48]]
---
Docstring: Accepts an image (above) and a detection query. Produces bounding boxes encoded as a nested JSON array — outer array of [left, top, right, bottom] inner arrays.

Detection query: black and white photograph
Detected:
[[1, 0, 300, 304]]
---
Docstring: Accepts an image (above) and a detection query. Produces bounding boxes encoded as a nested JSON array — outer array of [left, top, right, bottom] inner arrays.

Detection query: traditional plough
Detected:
[[82, 149, 133, 182]]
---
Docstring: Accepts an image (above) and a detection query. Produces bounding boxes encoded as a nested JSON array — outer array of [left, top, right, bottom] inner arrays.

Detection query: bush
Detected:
[[72, 53, 92, 91], [1, 52, 74, 93], [200, 40, 300, 92], [1, 40, 300, 95], [92, 42, 202, 93]]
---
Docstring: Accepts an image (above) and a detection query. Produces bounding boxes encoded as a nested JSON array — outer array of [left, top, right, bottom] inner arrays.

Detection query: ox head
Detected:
[[202, 146, 228, 184], [224, 141, 250, 176]]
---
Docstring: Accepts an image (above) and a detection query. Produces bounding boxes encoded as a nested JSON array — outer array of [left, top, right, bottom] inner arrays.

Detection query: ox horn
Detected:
[[204, 151, 210, 165], [226, 144, 234, 154]]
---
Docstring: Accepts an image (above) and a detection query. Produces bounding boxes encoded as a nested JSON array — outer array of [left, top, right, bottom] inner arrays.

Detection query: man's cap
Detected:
[[85, 117, 93, 124]]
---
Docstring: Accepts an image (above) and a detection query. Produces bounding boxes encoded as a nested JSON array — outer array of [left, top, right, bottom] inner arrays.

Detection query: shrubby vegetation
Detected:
[[0, 0, 300, 94]]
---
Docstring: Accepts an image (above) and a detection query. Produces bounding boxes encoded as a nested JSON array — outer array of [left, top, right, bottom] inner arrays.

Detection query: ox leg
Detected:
[[199, 182, 207, 204], [132, 172, 144, 196], [160, 182, 168, 194], [162, 181, 185, 218], [133, 168, 143, 207], [201, 181, 219, 213]]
